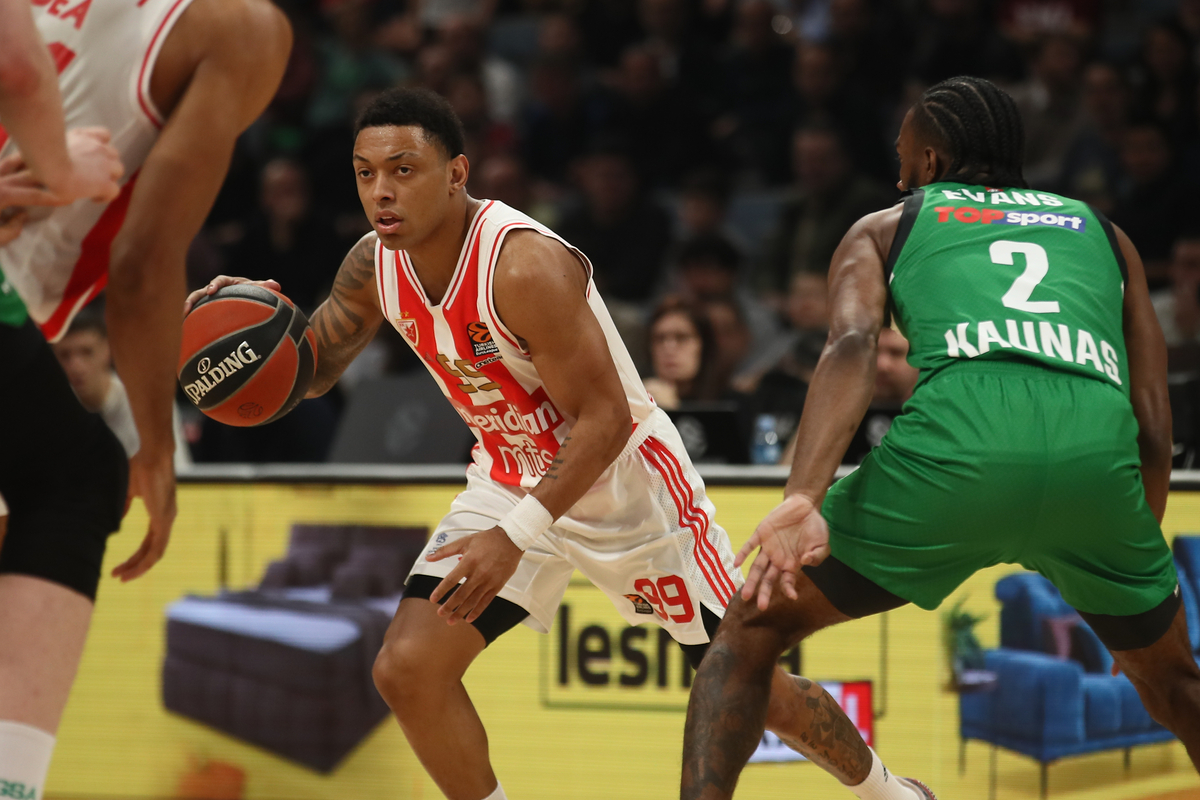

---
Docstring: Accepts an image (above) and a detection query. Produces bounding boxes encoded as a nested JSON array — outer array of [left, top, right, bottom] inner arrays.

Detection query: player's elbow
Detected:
[[594, 399, 633, 463], [0, 49, 43, 100], [824, 327, 877, 363]]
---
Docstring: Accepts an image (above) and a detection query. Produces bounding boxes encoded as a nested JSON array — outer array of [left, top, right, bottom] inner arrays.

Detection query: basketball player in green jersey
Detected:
[[680, 76, 1200, 800]]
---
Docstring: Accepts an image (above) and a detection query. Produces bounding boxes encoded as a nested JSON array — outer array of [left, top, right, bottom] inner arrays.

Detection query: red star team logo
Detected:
[[397, 313, 418, 347]]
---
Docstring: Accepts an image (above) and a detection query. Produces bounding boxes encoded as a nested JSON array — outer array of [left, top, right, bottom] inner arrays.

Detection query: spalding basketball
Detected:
[[178, 284, 317, 426]]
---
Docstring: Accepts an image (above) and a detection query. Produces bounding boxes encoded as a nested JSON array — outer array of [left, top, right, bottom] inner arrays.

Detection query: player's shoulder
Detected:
[[177, 0, 290, 68], [493, 227, 586, 298], [843, 200, 906, 256]]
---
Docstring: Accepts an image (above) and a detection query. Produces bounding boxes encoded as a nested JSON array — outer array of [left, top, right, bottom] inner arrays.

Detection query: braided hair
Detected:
[[911, 76, 1028, 189]]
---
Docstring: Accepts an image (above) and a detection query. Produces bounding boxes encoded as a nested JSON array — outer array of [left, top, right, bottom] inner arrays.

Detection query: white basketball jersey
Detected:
[[375, 201, 657, 489], [0, 0, 197, 340]]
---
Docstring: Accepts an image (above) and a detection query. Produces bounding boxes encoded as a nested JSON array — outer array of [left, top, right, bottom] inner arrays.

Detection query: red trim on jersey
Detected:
[[648, 437, 737, 601], [442, 200, 492, 310], [650, 438, 739, 600], [39, 173, 139, 341], [482, 221, 530, 351], [640, 439, 733, 606], [137, 0, 190, 128], [373, 243, 388, 320]]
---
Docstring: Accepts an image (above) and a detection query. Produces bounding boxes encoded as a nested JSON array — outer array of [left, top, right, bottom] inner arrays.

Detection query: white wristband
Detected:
[[498, 494, 553, 550]]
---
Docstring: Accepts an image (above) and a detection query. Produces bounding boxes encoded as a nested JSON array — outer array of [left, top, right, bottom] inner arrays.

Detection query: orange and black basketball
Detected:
[[177, 284, 317, 427]]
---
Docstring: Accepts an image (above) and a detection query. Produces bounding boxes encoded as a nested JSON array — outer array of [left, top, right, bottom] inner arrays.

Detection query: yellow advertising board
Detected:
[[47, 482, 1200, 800]]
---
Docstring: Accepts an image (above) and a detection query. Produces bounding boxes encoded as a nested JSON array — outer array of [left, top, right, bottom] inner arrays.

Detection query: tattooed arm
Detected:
[[184, 233, 384, 397], [307, 232, 384, 397]]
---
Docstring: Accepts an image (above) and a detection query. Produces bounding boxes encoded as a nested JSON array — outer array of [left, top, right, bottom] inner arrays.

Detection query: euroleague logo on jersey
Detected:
[[467, 321, 499, 357]]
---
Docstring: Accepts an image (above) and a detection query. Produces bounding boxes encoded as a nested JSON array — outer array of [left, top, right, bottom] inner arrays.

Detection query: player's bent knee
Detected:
[[372, 643, 429, 708]]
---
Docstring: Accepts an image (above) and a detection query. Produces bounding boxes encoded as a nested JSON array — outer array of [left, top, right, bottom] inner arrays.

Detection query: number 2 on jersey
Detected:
[[993, 240, 1060, 314]]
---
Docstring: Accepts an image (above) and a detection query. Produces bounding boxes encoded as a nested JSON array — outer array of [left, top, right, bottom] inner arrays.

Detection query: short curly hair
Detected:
[[354, 87, 466, 160]]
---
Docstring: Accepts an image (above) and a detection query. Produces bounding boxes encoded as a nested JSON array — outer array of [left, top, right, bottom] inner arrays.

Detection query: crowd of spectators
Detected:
[[162, 0, 1200, 465]]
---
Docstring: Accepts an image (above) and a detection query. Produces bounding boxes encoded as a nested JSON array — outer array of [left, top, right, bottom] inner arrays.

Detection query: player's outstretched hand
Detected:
[[426, 527, 523, 625], [184, 275, 282, 315], [112, 449, 177, 582], [735, 493, 829, 610]]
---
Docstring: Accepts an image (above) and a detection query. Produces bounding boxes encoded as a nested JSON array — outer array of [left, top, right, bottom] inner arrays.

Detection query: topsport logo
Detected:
[[934, 205, 1086, 231]]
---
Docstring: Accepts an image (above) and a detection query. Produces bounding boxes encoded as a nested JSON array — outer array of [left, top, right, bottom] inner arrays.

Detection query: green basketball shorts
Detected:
[[821, 360, 1177, 618]]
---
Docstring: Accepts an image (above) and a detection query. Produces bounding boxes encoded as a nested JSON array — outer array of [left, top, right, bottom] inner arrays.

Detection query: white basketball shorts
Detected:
[[409, 410, 743, 645]]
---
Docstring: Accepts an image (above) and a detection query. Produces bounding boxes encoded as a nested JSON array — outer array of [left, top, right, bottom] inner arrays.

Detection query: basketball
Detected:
[[177, 284, 317, 427]]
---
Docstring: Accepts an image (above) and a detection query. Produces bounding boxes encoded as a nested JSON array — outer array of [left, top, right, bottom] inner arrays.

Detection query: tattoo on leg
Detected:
[[681, 642, 775, 800], [770, 676, 872, 785]]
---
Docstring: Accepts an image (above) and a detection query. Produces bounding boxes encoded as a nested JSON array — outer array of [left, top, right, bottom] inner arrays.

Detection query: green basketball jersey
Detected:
[[0, 266, 28, 328], [888, 181, 1129, 396]]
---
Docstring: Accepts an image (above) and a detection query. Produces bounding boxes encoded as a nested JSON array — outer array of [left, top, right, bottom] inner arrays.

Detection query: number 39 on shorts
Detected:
[[632, 575, 695, 623]]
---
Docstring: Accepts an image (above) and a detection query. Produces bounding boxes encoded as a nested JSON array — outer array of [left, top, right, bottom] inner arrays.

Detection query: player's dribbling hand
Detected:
[[183, 275, 282, 315], [735, 493, 829, 610], [113, 449, 177, 582], [426, 527, 523, 625]]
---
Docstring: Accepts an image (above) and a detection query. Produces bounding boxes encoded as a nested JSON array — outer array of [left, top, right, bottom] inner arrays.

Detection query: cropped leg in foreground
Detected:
[[682, 561, 929, 800], [0, 321, 128, 800], [1104, 604, 1200, 769]]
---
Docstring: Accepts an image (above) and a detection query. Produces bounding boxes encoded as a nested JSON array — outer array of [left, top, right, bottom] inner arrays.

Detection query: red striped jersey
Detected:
[[0, 0, 196, 341], [375, 201, 657, 489]]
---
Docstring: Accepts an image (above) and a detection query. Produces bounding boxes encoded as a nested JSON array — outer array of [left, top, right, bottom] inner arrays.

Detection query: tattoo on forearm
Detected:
[[543, 435, 571, 480]]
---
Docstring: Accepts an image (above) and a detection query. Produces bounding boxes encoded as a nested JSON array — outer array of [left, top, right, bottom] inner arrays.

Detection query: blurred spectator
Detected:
[[596, 45, 710, 187], [446, 72, 517, 165], [779, 327, 917, 464], [1130, 21, 1197, 147], [539, 13, 587, 63], [827, 0, 911, 105], [672, 234, 778, 362], [1009, 34, 1087, 188], [1152, 235, 1200, 348], [910, 0, 1024, 86], [52, 311, 192, 469], [643, 299, 722, 408], [712, 0, 794, 185], [417, 44, 456, 97], [223, 159, 346, 313], [997, 0, 1101, 44], [520, 54, 603, 182], [637, 0, 717, 97], [474, 154, 558, 225], [675, 168, 736, 243], [306, 0, 408, 129], [1056, 61, 1130, 211], [577, 0, 643, 68], [738, 269, 828, 390], [1111, 123, 1197, 281], [438, 15, 524, 123], [704, 296, 753, 397], [788, 42, 891, 182], [761, 125, 893, 291], [557, 145, 672, 303], [873, 326, 919, 405]]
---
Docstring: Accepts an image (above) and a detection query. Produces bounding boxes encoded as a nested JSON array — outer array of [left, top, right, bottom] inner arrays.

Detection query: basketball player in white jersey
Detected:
[[0, 0, 123, 212], [0, 1, 289, 796], [190, 88, 924, 800]]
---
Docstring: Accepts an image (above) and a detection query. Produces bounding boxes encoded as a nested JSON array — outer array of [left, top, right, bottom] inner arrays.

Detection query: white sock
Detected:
[[481, 781, 507, 800], [848, 748, 918, 800], [0, 720, 55, 800]]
